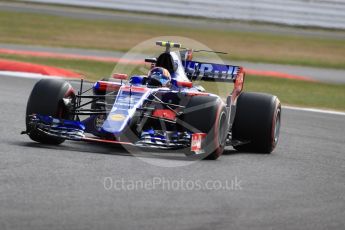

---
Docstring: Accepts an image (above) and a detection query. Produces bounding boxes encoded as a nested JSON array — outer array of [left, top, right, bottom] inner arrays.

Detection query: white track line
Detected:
[[283, 106, 345, 116]]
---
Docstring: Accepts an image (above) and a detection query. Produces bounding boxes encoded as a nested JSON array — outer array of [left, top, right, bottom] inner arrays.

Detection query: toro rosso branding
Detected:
[[184, 61, 239, 81]]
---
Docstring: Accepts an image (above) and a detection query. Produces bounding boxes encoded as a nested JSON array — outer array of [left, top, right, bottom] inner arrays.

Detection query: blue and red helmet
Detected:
[[147, 67, 171, 87]]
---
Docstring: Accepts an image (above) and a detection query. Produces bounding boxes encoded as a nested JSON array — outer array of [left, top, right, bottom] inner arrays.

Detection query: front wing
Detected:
[[23, 114, 209, 154]]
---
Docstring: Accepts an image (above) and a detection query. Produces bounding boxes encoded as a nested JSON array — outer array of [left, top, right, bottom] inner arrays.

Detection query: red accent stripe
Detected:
[[176, 81, 193, 88], [152, 109, 176, 120], [121, 85, 149, 93], [186, 92, 210, 96], [83, 137, 133, 145], [0, 58, 81, 78], [96, 81, 121, 91], [112, 73, 128, 80], [231, 67, 245, 104]]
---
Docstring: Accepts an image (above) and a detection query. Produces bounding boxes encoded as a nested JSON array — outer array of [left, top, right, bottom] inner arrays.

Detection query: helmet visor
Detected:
[[151, 72, 170, 86]]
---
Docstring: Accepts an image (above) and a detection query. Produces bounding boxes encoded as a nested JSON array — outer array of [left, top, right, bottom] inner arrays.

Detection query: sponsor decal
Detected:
[[191, 133, 206, 154], [110, 114, 126, 121], [184, 61, 239, 80]]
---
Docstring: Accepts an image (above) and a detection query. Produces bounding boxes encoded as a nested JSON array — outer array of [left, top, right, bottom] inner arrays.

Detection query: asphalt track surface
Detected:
[[1, 75, 345, 230]]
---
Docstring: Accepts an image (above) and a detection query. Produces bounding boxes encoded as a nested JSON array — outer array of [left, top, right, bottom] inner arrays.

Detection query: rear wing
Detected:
[[182, 60, 241, 82], [183, 60, 245, 104]]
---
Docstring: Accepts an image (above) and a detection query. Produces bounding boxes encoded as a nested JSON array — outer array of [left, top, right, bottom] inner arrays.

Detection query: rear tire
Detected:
[[232, 92, 281, 153], [26, 79, 75, 145], [182, 96, 228, 160]]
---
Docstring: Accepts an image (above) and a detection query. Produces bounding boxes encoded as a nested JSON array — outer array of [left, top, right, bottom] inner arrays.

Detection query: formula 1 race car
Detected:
[[22, 41, 281, 160]]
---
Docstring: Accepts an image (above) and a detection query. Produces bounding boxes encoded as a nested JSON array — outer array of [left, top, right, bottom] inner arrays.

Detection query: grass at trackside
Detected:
[[1, 54, 344, 111], [204, 76, 345, 111], [0, 10, 345, 69]]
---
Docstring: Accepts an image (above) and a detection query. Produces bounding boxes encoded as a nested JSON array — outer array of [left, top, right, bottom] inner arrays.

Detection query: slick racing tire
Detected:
[[26, 79, 75, 145], [182, 96, 228, 160], [232, 92, 281, 153]]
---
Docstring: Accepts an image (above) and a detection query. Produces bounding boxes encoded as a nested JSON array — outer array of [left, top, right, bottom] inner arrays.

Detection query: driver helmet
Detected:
[[147, 67, 171, 87]]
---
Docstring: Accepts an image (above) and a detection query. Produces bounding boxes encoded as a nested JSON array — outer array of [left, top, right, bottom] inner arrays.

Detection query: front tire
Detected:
[[232, 92, 281, 153], [26, 79, 75, 145], [182, 96, 229, 160]]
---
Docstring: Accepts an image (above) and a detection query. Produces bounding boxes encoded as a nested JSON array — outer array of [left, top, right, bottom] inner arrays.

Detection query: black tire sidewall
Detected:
[[181, 95, 227, 159], [232, 92, 281, 153], [26, 79, 75, 144]]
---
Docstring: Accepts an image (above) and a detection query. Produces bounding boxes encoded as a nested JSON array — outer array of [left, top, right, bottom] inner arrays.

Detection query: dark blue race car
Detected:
[[23, 41, 281, 160]]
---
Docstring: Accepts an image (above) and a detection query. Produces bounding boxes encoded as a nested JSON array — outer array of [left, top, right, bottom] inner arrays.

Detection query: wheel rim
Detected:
[[273, 109, 281, 144], [218, 112, 227, 146]]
